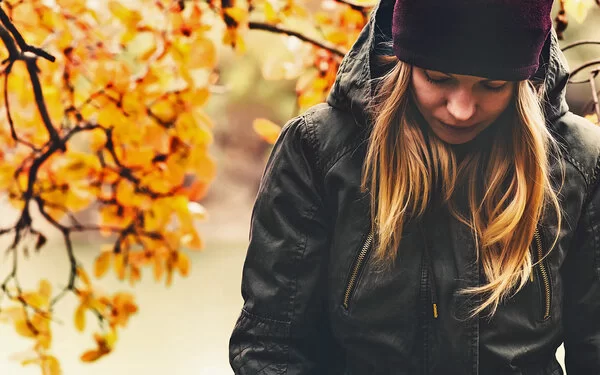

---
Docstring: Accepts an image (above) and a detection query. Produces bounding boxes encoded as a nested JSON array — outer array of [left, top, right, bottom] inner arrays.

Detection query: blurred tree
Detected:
[[0, 0, 596, 374]]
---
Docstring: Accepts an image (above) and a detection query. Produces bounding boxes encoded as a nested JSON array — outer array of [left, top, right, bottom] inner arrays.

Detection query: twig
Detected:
[[25, 57, 64, 150], [569, 61, 600, 84], [561, 40, 600, 52], [0, 7, 54, 62], [248, 22, 346, 57]]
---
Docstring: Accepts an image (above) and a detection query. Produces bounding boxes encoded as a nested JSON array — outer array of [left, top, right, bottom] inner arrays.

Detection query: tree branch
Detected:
[[569, 60, 600, 84], [25, 57, 64, 151], [561, 40, 600, 52], [248, 22, 346, 57], [0, 7, 54, 62]]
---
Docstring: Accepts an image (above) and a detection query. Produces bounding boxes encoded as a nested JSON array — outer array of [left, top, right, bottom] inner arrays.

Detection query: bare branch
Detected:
[[569, 60, 600, 84], [25, 57, 64, 151], [0, 7, 54, 62], [561, 40, 600, 52], [248, 22, 346, 57]]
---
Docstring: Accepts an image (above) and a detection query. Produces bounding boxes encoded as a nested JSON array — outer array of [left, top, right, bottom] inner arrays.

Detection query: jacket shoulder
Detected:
[[556, 112, 600, 189], [301, 103, 368, 174]]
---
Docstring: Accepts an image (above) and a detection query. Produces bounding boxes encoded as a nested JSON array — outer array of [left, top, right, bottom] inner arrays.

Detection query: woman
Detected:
[[229, 0, 600, 373]]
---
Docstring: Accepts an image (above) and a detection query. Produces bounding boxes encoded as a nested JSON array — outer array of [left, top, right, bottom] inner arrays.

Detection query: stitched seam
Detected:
[[591, 157, 600, 187], [303, 112, 323, 178], [241, 308, 291, 326], [286, 203, 317, 375], [563, 152, 590, 186], [583, 158, 600, 206]]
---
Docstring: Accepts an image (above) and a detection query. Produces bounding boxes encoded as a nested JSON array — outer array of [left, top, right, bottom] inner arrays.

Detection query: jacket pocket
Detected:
[[531, 228, 552, 321], [342, 231, 374, 310]]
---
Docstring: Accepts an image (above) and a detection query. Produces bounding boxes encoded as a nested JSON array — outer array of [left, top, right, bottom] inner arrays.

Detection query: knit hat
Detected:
[[392, 0, 553, 81]]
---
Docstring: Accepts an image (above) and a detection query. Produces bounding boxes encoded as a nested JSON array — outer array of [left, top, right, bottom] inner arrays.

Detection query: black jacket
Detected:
[[229, 1, 600, 374]]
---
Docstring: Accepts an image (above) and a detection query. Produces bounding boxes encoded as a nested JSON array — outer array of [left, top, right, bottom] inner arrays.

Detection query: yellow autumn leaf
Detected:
[[37, 331, 52, 350], [74, 304, 86, 332], [189, 37, 217, 69], [114, 253, 126, 280], [253, 118, 282, 144], [0, 306, 24, 323], [585, 113, 599, 125], [22, 292, 45, 310], [264, 2, 279, 23], [104, 329, 119, 349], [42, 355, 61, 375], [176, 252, 190, 276], [129, 265, 141, 286], [128, 32, 157, 61], [15, 319, 37, 338], [108, 1, 142, 27], [39, 279, 52, 301], [153, 258, 164, 281], [94, 251, 112, 278], [235, 33, 247, 55], [324, 30, 347, 45], [116, 179, 136, 206], [224, 7, 248, 24], [77, 266, 92, 287]]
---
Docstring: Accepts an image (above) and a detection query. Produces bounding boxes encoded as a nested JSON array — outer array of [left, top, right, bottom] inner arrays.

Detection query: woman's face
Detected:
[[411, 67, 516, 144]]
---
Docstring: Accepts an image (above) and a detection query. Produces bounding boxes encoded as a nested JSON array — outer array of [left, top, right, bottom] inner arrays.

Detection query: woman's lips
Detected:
[[439, 120, 478, 132]]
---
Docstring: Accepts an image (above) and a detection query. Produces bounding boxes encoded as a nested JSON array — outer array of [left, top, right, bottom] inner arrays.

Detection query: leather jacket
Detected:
[[229, 1, 600, 373]]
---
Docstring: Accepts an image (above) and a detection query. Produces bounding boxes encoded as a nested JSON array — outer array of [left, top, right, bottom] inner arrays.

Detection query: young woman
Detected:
[[229, 0, 600, 373]]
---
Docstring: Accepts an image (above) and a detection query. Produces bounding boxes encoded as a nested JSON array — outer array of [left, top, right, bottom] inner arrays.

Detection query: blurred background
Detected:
[[0, 1, 599, 374]]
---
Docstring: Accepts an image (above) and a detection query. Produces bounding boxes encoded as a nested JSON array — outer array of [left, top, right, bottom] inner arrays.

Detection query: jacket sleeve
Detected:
[[562, 172, 600, 373], [229, 116, 336, 374]]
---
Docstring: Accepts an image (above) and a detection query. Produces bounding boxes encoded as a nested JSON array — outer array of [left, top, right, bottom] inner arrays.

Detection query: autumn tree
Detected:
[[0, 0, 597, 374]]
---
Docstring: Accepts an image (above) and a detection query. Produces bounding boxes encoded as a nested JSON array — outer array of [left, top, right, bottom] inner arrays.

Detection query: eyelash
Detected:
[[424, 74, 506, 92]]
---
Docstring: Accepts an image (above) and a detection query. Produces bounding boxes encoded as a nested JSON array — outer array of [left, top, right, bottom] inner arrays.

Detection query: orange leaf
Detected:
[[153, 259, 164, 282], [253, 118, 281, 144], [80, 349, 105, 362], [186, 180, 209, 201], [176, 252, 190, 277], [129, 265, 141, 286], [77, 266, 92, 288], [94, 252, 112, 278]]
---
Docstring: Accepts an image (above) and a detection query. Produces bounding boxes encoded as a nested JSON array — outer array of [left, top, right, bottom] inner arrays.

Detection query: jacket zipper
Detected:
[[342, 231, 374, 310], [533, 228, 551, 320]]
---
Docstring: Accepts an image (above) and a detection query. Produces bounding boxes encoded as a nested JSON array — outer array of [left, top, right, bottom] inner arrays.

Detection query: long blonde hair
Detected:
[[362, 58, 562, 317]]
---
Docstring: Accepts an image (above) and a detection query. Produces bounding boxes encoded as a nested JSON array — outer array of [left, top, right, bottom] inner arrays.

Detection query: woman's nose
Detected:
[[446, 90, 477, 122]]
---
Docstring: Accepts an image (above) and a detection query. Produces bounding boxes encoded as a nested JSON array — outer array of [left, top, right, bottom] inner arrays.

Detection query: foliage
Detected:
[[0, 0, 596, 374]]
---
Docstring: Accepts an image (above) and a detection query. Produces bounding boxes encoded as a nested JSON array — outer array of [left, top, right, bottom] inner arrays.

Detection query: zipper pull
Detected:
[[530, 269, 534, 282], [432, 303, 438, 319]]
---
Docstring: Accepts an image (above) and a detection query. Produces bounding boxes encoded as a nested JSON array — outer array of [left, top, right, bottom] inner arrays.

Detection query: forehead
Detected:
[[423, 68, 508, 83]]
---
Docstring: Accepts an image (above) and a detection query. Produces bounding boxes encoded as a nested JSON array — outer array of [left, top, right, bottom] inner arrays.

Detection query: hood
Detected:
[[326, 0, 570, 130]]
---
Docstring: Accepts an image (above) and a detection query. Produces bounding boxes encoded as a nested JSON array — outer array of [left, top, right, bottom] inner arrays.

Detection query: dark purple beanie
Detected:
[[392, 0, 553, 81]]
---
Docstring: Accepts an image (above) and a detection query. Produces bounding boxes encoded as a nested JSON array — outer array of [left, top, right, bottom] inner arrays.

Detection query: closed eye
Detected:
[[424, 71, 450, 84], [482, 82, 508, 91]]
